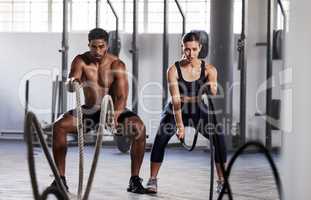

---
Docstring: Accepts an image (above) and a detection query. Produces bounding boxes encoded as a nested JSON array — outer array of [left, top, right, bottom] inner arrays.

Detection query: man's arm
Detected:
[[111, 60, 129, 122], [66, 56, 84, 92], [167, 65, 184, 136], [206, 64, 218, 96]]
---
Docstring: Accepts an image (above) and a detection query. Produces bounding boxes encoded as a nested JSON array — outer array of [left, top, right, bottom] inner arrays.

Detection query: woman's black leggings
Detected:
[[150, 102, 227, 163]]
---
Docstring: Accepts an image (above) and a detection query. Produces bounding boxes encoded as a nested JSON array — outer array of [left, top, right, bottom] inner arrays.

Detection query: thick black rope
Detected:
[[24, 94, 115, 200], [178, 94, 215, 200], [206, 99, 282, 200], [24, 111, 69, 200], [204, 95, 215, 200], [217, 141, 283, 200], [180, 131, 199, 151], [178, 94, 282, 200]]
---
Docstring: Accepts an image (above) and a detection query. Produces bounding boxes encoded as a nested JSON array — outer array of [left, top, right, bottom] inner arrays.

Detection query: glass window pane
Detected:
[[72, 0, 95, 31], [101, 0, 123, 32], [233, 0, 242, 34], [0, 1, 13, 31], [0, 0, 272, 34], [30, 1, 48, 32], [277, 0, 289, 30], [52, 0, 62, 32], [148, 0, 210, 34]]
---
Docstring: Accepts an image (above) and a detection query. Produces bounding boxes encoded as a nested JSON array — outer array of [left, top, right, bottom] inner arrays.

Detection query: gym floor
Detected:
[[0, 141, 280, 200]]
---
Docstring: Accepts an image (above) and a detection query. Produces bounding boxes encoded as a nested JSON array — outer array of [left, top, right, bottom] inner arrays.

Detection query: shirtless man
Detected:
[[51, 28, 146, 194]]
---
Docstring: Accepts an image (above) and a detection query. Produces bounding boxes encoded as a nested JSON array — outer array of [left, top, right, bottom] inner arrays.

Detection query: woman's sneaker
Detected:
[[146, 177, 157, 194]]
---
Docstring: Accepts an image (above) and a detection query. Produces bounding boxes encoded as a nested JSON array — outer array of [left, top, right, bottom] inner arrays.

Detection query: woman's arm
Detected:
[[167, 65, 185, 138], [206, 64, 218, 96]]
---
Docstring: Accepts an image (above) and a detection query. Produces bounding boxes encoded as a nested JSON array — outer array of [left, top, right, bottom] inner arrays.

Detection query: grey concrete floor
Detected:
[[0, 141, 281, 200]]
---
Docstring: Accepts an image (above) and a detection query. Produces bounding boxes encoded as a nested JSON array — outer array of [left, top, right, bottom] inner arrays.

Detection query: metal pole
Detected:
[[143, 0, 148, 32], [238, 0, 246, 146], [210, 0, 234, 150], [107, 0, 119, 37], [48, 0, 52, 32], [132, 0, 139, 114], [122, 0, 126, 31], [266, 0, 287, 148], [51, 76, 59, 123], [174, 0, 186, 36], [162, 0, 169, 109], [69, 0, 72, 31], [59, 0, 69, 114], [266, 0, 273, 150], [277, 0, 286, 19], [25, 80, 29, 115], [96, 0, 101, 28], [107, 0, 119, 60], [279, 0, 287, 67], [273, 0, 278, 29]]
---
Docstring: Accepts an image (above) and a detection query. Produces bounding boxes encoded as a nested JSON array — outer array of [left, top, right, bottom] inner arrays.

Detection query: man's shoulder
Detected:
[[109, 55, 126, 70], [70, 52, 88, 67], [76, 51, 93, 65]]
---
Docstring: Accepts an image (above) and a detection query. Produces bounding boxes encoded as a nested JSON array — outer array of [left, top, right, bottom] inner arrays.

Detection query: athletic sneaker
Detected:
[[50, 176, 69, 191], [146, 177, 158, 194], [127, 176, 146, 194]]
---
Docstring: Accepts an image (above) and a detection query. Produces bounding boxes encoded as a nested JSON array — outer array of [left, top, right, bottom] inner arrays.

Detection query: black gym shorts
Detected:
[[68, 105, 138, 133]]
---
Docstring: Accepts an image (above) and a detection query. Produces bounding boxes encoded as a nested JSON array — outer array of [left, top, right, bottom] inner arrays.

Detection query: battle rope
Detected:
[[24, 82, 116, 200]]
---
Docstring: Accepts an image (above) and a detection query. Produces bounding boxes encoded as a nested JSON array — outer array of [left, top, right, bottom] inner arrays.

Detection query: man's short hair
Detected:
[[88, 28, 109, 42]]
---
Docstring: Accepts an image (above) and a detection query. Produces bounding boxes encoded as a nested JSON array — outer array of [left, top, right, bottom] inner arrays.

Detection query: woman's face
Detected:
[[182, 41, 201, 63]]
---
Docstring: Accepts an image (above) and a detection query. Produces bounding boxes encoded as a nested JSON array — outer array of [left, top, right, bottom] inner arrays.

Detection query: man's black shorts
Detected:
[[68, 105, 138, 133]]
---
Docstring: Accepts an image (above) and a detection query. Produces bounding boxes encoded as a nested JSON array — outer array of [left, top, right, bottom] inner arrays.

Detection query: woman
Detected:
[[146, 32, 227, 194]]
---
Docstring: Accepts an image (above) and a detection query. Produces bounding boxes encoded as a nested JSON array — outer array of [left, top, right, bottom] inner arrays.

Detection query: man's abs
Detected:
[[83, 85, 110, 107]]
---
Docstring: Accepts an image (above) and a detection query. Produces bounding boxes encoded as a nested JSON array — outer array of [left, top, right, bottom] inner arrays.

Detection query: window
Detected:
[[234, 0, 242, 34], [71, 0, 96, 31], [0, 0, 48, 32], [53, 0, 145, 33], [147, 0, 210, 34], [276, 0, 289, 30], [51, 0, 62, 32], [147, 0, 242, 34], [0, 0, 252, 33], [122, 0, 145, 33]]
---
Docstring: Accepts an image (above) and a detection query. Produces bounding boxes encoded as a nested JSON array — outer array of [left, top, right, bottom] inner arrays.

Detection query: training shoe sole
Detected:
[[127, 187, 146, 194], [145, 189, 157, 194]]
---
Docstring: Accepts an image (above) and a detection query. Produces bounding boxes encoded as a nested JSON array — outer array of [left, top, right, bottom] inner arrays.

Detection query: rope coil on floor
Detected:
[[24, 81, 116, 200]]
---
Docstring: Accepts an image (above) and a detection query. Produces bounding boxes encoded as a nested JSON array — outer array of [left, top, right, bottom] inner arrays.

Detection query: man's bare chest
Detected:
[[81, 64, 114, 88]]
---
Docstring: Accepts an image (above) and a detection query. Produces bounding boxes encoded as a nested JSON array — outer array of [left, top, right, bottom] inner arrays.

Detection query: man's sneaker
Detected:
[[216, 180, 228, 194], [127, 176, 146, 194], [50, 176, 69, 191], [146, 177, 157, 194]]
